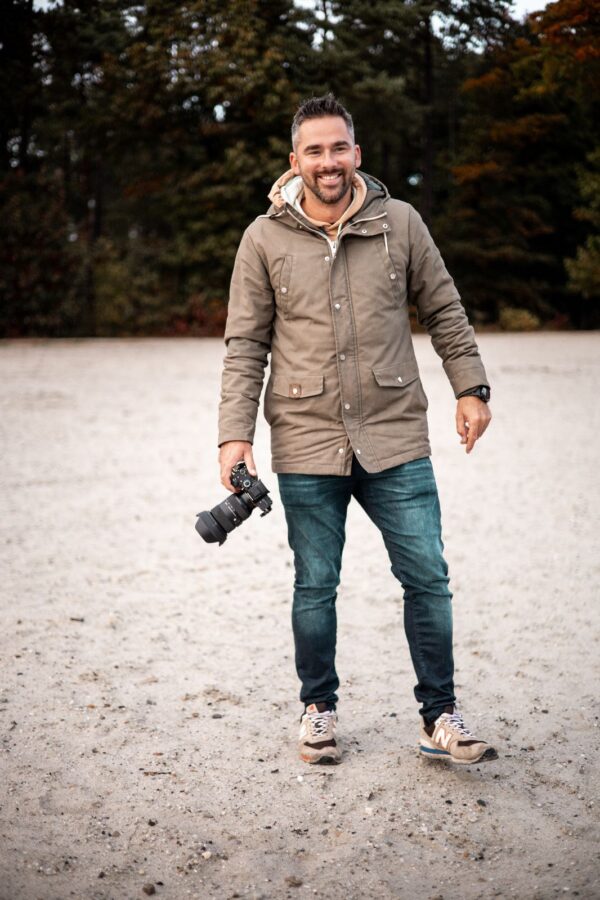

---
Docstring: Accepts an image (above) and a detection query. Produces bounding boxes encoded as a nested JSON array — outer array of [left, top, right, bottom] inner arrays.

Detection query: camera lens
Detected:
[[195, 511, 227, 545]]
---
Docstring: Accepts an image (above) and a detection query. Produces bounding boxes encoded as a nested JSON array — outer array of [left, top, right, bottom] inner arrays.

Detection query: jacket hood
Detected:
[[266, 169, 389, 218]]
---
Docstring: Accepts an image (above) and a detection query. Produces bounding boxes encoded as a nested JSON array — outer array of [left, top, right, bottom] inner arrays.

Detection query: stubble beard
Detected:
[[302, 168, 354, 206]]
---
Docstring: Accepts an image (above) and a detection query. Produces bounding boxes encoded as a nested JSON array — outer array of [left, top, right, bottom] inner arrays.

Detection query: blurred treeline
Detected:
[[1, 0, 598, 336]]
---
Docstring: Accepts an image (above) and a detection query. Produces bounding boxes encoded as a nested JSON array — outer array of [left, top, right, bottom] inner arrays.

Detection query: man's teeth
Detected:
[[320, 174, 341, 182]]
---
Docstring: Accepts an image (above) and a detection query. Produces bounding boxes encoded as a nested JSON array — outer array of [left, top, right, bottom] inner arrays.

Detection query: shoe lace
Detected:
[[443, 710, 474, 739], [306, 710, 335, 737]]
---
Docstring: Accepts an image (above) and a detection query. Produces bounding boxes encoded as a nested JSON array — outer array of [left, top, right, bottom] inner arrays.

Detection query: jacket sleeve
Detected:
[[407, 205, 489, 396], [218, 227, 275, 446]]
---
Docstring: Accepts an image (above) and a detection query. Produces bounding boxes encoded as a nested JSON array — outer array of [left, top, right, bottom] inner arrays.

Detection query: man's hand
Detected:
[[456, 396, 492, 454], [219, 440, 257, 492]]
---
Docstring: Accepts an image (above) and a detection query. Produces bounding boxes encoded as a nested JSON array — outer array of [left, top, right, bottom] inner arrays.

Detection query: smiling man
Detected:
[[218, 94, 497, 766]]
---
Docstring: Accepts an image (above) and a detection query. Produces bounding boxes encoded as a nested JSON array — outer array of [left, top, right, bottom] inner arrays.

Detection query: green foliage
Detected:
[[0, 0, 598, 334], [498, 307, 541, 331], [565, 147, 600, 315]]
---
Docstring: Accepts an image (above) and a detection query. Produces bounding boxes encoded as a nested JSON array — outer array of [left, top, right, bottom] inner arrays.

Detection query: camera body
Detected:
[[195, 462, 272, 546]]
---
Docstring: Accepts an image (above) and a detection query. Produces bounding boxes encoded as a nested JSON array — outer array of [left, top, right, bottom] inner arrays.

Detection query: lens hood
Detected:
[[195, 511, 228, 545]]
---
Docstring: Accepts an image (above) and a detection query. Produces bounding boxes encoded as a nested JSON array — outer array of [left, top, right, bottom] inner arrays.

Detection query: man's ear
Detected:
[[290, 151, 300, 175], [354, 144, 362, 168]]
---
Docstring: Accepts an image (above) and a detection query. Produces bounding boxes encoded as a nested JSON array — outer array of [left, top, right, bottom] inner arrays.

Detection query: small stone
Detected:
[[285, 875, 303, 887], [211, 713, 223, 719], [202, 850, 212, 860], [148, 819, 157, 826], [142, 885, 156, 896], [476, 799, 487, 807]]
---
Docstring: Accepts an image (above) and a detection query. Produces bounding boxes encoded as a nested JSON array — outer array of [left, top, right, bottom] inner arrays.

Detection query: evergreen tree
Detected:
[[437, 0, 599, 326]]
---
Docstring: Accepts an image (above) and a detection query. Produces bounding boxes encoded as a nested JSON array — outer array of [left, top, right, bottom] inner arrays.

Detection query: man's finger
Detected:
[[465, 423, 479, 453], [220, 468, 235, 492], [456, 412, 467, 443], [244, 448, 257, 477]]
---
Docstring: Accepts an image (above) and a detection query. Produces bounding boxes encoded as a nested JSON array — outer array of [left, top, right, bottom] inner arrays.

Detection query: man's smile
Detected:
[[317, 172, 343, 185]]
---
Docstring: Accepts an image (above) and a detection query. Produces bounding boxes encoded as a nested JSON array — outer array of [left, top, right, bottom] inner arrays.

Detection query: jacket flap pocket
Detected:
[[272, 374, 324, 398], [372, 362, 419, 388]]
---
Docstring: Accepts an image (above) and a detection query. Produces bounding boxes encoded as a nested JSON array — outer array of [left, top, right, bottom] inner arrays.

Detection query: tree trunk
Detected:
[[422, 13, 434, 226]]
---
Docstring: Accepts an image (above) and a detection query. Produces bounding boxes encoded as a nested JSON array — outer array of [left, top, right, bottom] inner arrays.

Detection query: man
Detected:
[[218, 94, 497, 766]]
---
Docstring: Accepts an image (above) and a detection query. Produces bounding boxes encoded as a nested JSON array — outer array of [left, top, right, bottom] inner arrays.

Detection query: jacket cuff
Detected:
[[443, 358, 490, 398], [217, 433, 255, 447]]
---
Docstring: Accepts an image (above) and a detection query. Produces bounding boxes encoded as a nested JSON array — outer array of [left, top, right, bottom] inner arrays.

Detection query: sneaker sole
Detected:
[[300, 751, 342, 765], [419, 744, 498, 764]]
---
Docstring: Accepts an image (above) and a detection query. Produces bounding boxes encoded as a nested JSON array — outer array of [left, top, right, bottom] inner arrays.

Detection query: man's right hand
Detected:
[[219, 440, 257, 492]]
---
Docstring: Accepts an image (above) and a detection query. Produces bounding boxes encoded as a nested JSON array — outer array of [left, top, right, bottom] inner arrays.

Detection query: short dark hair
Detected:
[[291, 93, 355, 149]]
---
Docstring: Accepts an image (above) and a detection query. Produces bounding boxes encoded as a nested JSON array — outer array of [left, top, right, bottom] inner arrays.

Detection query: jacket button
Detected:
[[344, 403, 350, 410], [361, 228, 367, 234], [334, 303, 341, 310], [397, 376, 403, 383], [356, 448, 362, 455], [390, 273, 396, 280], [292, 387, 299, 394], [338, 448, 344, 454], [281, 286, 288, 293], [382, 223, 389, 229], [324, 256, 330, 262], [339, 353, 346, 360]]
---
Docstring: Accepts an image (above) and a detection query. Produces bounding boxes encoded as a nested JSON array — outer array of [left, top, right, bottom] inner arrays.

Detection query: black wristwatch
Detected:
[[457, 385, 491, 403]]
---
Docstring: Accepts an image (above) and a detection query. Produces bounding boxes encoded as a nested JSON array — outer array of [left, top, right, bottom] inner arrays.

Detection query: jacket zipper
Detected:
[[285, 207, 338, 255], [284, 207, 388, 258]]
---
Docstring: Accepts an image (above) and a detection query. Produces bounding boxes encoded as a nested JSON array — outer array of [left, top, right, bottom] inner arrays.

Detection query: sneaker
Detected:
[[298, 703, 341, 765], [419, 707, 498, 764]]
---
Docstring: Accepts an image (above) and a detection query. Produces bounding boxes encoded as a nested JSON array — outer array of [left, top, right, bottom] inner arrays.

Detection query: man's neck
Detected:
[[300, 187, 353, 224]]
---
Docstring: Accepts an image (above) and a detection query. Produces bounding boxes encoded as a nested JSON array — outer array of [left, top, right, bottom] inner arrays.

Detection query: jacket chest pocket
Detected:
[[275, 255, 294, 319]]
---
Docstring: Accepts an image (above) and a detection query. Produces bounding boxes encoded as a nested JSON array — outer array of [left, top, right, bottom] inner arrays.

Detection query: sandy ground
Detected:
[[1, 333, 599, 900]]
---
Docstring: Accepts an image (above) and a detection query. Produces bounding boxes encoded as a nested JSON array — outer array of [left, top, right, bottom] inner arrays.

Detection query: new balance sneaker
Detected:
[[419, 707, 498, 764], [298, 703, 341, 764]]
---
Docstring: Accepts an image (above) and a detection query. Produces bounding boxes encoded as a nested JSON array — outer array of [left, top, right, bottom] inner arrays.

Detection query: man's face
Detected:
[[290, 116, 361, 206]]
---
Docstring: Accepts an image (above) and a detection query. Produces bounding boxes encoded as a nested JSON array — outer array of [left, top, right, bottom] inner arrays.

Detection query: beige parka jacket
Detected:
[[218, 171, 488, 475]]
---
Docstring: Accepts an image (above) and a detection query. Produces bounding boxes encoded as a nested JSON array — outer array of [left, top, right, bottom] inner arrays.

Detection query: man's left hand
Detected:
[[456, 396, 492, 454]]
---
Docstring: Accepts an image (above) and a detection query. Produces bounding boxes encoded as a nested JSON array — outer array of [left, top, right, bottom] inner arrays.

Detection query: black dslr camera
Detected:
[[195, 462, 272, 546]]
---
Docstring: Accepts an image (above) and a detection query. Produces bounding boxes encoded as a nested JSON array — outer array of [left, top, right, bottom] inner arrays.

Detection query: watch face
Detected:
[[481, 386, 490, 401]]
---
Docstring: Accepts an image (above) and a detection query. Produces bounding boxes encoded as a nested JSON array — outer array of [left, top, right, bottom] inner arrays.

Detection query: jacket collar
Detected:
[[266, 169, 389, 228]]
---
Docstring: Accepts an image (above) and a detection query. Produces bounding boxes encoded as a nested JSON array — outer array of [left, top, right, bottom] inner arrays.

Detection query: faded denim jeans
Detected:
[[277, 455, 456, 725]]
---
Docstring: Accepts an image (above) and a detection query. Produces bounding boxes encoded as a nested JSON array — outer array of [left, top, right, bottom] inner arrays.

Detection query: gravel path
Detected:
[[1, 334, 599, 900]]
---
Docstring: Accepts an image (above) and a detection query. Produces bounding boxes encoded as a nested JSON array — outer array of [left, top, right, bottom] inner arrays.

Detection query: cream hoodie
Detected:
[[268, 169, 368, 252]]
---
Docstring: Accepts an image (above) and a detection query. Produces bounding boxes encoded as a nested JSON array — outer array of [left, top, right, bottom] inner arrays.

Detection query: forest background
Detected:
[[1, 0, 598, 337]]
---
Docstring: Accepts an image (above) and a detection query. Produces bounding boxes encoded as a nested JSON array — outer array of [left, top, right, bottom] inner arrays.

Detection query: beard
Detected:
[[301, 167, 354, 205]]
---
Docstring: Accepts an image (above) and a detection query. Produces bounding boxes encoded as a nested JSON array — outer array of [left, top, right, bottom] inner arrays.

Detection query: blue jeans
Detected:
[[277, 455, 455, 725]]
